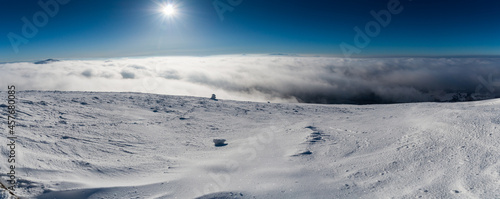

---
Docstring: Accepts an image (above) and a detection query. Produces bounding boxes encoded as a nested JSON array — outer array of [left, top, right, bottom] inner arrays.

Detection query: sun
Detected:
[[162, 4, 176, 16]]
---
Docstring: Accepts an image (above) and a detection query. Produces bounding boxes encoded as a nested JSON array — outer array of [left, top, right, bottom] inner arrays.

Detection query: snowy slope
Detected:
[[0, 91, 499, 198]]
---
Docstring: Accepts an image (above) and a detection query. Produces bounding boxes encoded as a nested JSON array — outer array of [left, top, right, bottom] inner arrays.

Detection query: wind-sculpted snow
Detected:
[[1, 56, 500, 104], [0, 91, 498, 198]]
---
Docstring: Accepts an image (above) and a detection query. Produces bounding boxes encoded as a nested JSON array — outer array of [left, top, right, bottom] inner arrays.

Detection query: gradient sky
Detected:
[[1, 0, 499, 62]]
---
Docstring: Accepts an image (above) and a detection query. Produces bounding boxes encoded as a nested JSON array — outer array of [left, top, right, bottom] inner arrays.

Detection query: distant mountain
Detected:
[[432, 91, 498, 103], [268, 53, 299, 56], [34, 59, 60, 64]]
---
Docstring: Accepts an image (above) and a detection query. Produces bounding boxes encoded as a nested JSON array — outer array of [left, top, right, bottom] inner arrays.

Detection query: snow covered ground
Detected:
[[0, 91, 499, 198]]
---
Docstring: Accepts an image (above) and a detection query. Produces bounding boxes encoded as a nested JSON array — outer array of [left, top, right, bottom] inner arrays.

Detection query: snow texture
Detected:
[[0, 91, 499, 198]]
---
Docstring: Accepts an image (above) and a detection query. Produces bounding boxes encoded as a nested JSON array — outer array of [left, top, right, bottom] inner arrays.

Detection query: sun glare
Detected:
[[162, 4, 176, 16]]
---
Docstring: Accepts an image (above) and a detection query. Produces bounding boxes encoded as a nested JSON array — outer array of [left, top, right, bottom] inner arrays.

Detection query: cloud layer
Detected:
[[1, 55, 499, 104]]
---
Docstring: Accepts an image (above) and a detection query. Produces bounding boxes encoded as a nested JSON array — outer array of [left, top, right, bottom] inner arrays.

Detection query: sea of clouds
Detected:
[[1, 55, 499, 104]]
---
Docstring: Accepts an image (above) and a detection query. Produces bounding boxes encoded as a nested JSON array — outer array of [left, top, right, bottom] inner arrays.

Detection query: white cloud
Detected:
[[1, 55, 499, 104]]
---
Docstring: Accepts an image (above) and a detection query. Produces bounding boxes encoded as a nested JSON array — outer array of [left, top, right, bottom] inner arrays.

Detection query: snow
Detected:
[[0, 91, 499, 198]]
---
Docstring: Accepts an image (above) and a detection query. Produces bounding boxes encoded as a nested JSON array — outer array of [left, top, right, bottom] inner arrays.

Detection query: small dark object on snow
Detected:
[[210, 94, 218, 101], [213, 139, 227, 147], [292, 150, 312, 156]]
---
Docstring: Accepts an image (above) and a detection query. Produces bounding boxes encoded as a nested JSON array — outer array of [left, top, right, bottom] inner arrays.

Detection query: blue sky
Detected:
[[1, 0, 499, 62]]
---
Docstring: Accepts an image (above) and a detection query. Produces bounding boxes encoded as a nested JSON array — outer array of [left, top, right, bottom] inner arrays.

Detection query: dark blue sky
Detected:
[[1, 0, 499, 62]]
